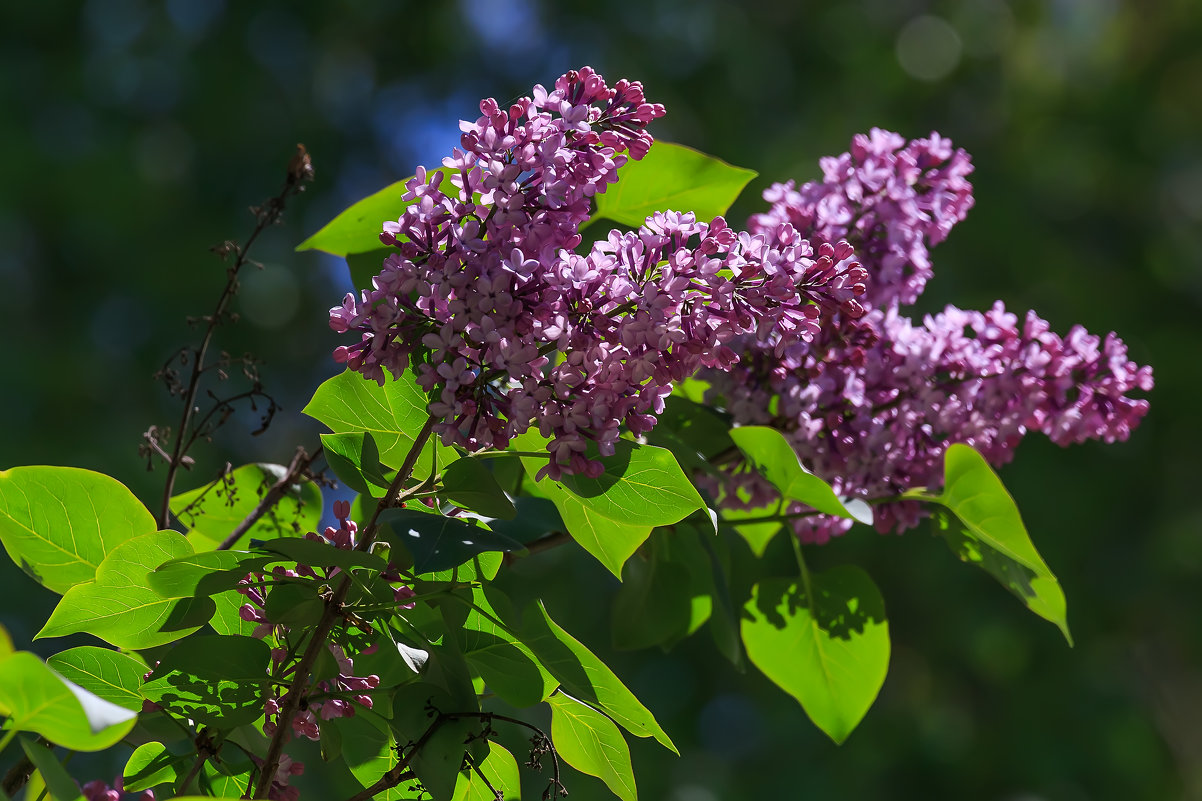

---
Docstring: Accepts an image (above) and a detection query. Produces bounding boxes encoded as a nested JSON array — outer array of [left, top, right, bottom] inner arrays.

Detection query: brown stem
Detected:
[[503, 530, 570, 566], [252, 417, 436, 798], [217, 445, 323, 550], [175, 753, 209, 796], [1, 746, 37, 797]]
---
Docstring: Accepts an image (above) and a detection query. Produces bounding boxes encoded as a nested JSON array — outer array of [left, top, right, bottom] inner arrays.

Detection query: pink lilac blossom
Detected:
[[237, 502, 402, 742], [706, 131, 1151, 543], [749, 128, 974, 310], [330, 68, 867, 479]]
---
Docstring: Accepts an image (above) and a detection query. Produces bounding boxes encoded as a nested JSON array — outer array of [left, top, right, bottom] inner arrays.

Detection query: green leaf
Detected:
[[38, 530, 216, 649], [322, 432, 394, 498], [508, 599, 676, 753], [547, 692, 637, 801], [391, 680, 481, 801], [720, 506, 783, 557], [729, 426, 872, 524], [123, 742, 188, 793], [20, 737, 84, 801], [592, 141, 757, 228], [148, 550, 272, 599], [512, 431, 705, 578], [303, 369, 452, 482], [45, 647, 145, 712], [0, 624, 12, 659], [208, 589, 257, 637], [378, 509, 523, 574], [486, 497, 564, 545], [295, 168, 453, 257], [697, 530, 743, 670], [611, 546, 693, 651], [926, 443, 1071, 643], [170, 463, 322, 552], [329, 709, 395, 789], [452, 742, 521, 801], [141, 635, 271, 728], [257, 537, 388, 572], [196, 758, 254, 799], [441, 458, 517, 520], [741, 566, 890, 744], [444, 588, 556, 708], [263, 581, 325, 628], [0, 652, 136, 751], [0, 466, 156, 594]]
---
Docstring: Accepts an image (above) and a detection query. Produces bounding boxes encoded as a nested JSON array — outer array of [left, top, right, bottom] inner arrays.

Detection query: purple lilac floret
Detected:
[[330, 67, 867, 479], [705, 130, 1151, 543]]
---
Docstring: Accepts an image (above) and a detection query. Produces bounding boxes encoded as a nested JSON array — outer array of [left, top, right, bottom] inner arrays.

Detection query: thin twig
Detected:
[[339, 714, 446, 801], [158, 145, 313, 528], [217, 445, 323, 550], [442, 711, 565, 799]]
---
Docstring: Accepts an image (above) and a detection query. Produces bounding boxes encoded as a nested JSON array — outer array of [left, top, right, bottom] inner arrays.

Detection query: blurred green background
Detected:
[[1, 0, 1198, 798]]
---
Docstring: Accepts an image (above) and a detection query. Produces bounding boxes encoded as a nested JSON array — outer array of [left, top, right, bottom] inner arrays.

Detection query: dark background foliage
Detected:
[[1, 1, 1199, 799]]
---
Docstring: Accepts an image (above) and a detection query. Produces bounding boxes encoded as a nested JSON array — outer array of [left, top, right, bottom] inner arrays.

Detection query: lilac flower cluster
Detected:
[[749, 128, 974, 309], [706, 130, 1152, 543], [330, 68, 867, 478], [237, 502, 407, 741]]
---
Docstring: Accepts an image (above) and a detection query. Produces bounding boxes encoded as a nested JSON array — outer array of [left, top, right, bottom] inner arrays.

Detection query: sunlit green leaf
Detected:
[[505, 598, 676, 753], [729, 427, 873, 525], [295, 168, 453, 257], [303, 369, 452, 482], [141, 635, 271, 728], [38, 530, 215, 649], [148, 549, 272, 599], [741, 566, 890, 744], [46, 646, 145, 712], [593, 141, 756, 228], [170, 463, 323, 552], [329, 709, 395, 789], [547, 692, 637, 801], [20, 736, 84, 801], [0, 466, 156, 594], [923, 443, 1071, 643], [512, 431, 705, 578], [123, 742, 188, 793], [441, 458, 517, 520], [443, 588, 556, 708], [452, 741, 521, 801], [0, 652, 135, 751], [322, 431, 394, 498]]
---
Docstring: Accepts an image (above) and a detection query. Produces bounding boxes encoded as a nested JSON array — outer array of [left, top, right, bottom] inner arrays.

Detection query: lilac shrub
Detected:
[[705, 129, 1153, 542], [329, 68, 867, 479]]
